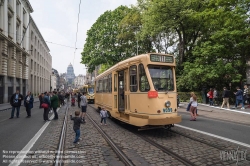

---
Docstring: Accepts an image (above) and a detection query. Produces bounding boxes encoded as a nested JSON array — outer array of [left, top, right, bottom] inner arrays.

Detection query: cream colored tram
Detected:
[[95, 53, 181, 129], [83, 85, 95, 103]]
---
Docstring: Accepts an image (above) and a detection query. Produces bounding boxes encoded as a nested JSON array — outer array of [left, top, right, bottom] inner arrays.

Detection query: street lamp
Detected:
[[130, 26, 140, 56]]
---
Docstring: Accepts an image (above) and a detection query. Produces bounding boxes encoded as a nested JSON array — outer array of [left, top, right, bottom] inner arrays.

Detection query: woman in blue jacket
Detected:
[[24, 91, 34, 117]]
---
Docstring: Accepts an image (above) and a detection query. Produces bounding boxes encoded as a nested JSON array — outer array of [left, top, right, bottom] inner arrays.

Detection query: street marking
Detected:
[[175, 124, 250, 149], [9, 108, 59, 166]]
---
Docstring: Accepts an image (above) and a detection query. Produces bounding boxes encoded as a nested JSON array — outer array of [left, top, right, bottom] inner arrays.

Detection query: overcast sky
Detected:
[[30, 0, 137, 76]]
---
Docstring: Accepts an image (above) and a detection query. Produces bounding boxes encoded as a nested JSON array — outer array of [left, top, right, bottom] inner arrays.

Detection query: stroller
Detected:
[[71, 97, 76, 106]]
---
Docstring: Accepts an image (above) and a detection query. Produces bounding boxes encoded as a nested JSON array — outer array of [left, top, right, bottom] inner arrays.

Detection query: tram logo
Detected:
[[220, 146, 247, 165]]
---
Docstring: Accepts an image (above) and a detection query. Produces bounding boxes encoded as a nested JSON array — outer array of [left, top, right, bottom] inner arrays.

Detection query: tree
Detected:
[[177, 0, 250, 90], [81, 5, 154, 73]]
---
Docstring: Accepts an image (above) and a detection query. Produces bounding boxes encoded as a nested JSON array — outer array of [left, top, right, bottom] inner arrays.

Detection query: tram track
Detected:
[[88, 104, 246, 165], [133, 132, 194, 166], [88, 104, 193, 165], [54, 102, 69, 166], [86, 112, 135, 166]]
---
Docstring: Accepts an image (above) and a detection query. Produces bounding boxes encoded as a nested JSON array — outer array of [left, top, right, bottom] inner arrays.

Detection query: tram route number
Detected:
[[163, 108, 172, 113], [150, 54, 174, 63]]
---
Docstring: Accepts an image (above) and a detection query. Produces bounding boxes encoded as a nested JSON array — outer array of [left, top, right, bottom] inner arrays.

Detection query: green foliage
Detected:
[[81, 6, 153, 73], [178, 92, 203, 103], [81, 0, 250, 91]]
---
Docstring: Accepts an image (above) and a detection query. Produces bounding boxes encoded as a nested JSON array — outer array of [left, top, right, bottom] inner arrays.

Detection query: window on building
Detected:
[[31, 45, 33, 55], [130, 65, 137, 92], [23, 9, 26, 26], [16, 24, 20, 43], [139, 64, 150, 92], [31, 59, 33, 69], [16, 1, 20, 16], [8, 16, 12, 37], [31, 31, 33, 41], [35, 36, 37, 45], [22, 29, 25, 46]]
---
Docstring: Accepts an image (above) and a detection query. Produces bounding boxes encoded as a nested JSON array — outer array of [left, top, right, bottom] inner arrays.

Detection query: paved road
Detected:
[[178, 107, 250, 145], [0, 102, 54, 165]]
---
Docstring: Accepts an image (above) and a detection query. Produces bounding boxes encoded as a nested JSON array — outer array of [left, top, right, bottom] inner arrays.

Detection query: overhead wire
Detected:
[[0, 29, 83, 49], [73, 0, 82, 67]]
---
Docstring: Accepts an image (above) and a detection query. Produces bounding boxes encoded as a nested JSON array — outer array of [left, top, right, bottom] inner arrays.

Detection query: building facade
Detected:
[[51, 72, 56, 91], [28, 16, 51, 96], [0, 0, 33, 103], [52, 68, 59, 89], [74, 74, 85, 88], [66, 63, 75, 85]]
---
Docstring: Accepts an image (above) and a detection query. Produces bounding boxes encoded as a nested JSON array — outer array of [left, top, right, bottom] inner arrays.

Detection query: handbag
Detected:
[[41, 103, 49, 109]]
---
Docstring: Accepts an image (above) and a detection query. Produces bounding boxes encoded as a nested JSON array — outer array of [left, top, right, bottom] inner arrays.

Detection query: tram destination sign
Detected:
[[150, 54, 174, 63]]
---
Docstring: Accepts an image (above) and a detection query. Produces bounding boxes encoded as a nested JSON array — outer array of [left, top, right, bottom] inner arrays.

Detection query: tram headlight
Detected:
[[165, 101, 171, 107]]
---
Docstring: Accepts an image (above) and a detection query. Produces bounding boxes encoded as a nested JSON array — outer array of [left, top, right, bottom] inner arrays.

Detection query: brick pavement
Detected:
[[64, 106, 124, 166], [87, 105, 185, 166], [140, 127, 250, 166]]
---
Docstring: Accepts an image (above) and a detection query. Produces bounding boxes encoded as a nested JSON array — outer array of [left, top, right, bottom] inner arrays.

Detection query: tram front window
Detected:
[[88, 87, 94, 94], [148, 65, 174, 91]]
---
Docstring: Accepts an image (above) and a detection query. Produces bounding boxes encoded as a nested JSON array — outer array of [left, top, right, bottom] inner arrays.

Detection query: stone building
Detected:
[[52, 68, 59, 89], [0, 0, 51, 103], [66, 63, 75, 85], [0, 0, 33, 103], [28, 16, 51, 96], [74, 74, 85, 88]]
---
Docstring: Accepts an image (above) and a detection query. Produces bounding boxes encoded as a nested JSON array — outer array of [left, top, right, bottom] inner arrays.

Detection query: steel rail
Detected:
[[87, 106, 134, 166], [134, 133, 195, 166], [54, 103, 69, 166]]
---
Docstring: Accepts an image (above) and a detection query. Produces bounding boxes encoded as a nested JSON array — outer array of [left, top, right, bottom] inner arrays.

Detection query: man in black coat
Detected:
[[9, 90, 23, 119], [77, 92, 81, 108]]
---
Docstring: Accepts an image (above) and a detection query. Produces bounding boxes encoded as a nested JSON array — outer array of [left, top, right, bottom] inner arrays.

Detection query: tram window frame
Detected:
[[95, 81, 99, 93], [139, 64, 150, 92], [124, 71, 127, 91], [103, 76, 108, 93], [108, 74, 112, 92], [129, 65, 138, 92], [99, 79, 103, 93], [114, 74, 117, 92]]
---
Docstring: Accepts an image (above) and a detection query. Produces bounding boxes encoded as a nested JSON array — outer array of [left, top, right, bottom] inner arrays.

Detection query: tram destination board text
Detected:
[[150, 54, 174, 63]]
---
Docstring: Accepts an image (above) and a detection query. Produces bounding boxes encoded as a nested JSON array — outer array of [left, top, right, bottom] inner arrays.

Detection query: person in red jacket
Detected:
[[207, 88, 214, 106]]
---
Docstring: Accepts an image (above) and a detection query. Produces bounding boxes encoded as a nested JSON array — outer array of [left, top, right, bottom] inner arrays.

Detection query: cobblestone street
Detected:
[[22, 104, 250, 166]]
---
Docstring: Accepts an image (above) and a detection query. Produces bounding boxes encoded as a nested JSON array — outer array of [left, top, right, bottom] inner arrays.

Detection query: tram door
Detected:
[[118, 71, 125, 112]]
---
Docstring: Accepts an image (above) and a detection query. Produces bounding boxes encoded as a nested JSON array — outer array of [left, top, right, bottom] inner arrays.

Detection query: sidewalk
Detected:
[[179, 102, 250, 125], [0, 97, 40, 111]]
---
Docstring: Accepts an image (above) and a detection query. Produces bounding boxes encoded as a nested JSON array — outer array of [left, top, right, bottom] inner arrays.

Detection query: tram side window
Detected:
[[96, 81, 99, 93], [108, 74, 112, 92], [99, 79, 103, 93], [139, 64, 150, 92], [130, 65, 137, 92], [114, 74, 117, 92], [103, 77, 107, 93]]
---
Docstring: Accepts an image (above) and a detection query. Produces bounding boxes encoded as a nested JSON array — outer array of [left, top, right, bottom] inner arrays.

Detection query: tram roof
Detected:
[[96, 53, 173, 80]]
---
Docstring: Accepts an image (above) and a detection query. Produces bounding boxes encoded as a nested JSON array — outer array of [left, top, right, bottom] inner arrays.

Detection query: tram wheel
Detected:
[[164, 125, 172, 130]]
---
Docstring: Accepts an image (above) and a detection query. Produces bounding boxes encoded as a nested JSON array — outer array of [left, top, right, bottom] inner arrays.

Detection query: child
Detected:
[[71, 94, 76, 106], [100, 108, 108, 125], [70, 110, 84, 144]]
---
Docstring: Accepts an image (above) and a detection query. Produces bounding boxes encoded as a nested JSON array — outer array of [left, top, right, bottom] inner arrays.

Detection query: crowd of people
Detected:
[[185, 85, 250, 121]]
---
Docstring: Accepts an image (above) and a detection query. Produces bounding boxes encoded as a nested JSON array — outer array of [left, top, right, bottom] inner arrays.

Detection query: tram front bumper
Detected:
[[148, 115, 182, 125], [129, 113, 182, 126]]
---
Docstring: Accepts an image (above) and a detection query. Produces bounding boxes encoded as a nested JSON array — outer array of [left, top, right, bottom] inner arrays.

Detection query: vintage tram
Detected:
[[82, 84, 95, 103], [94, 53, 181, 129]]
